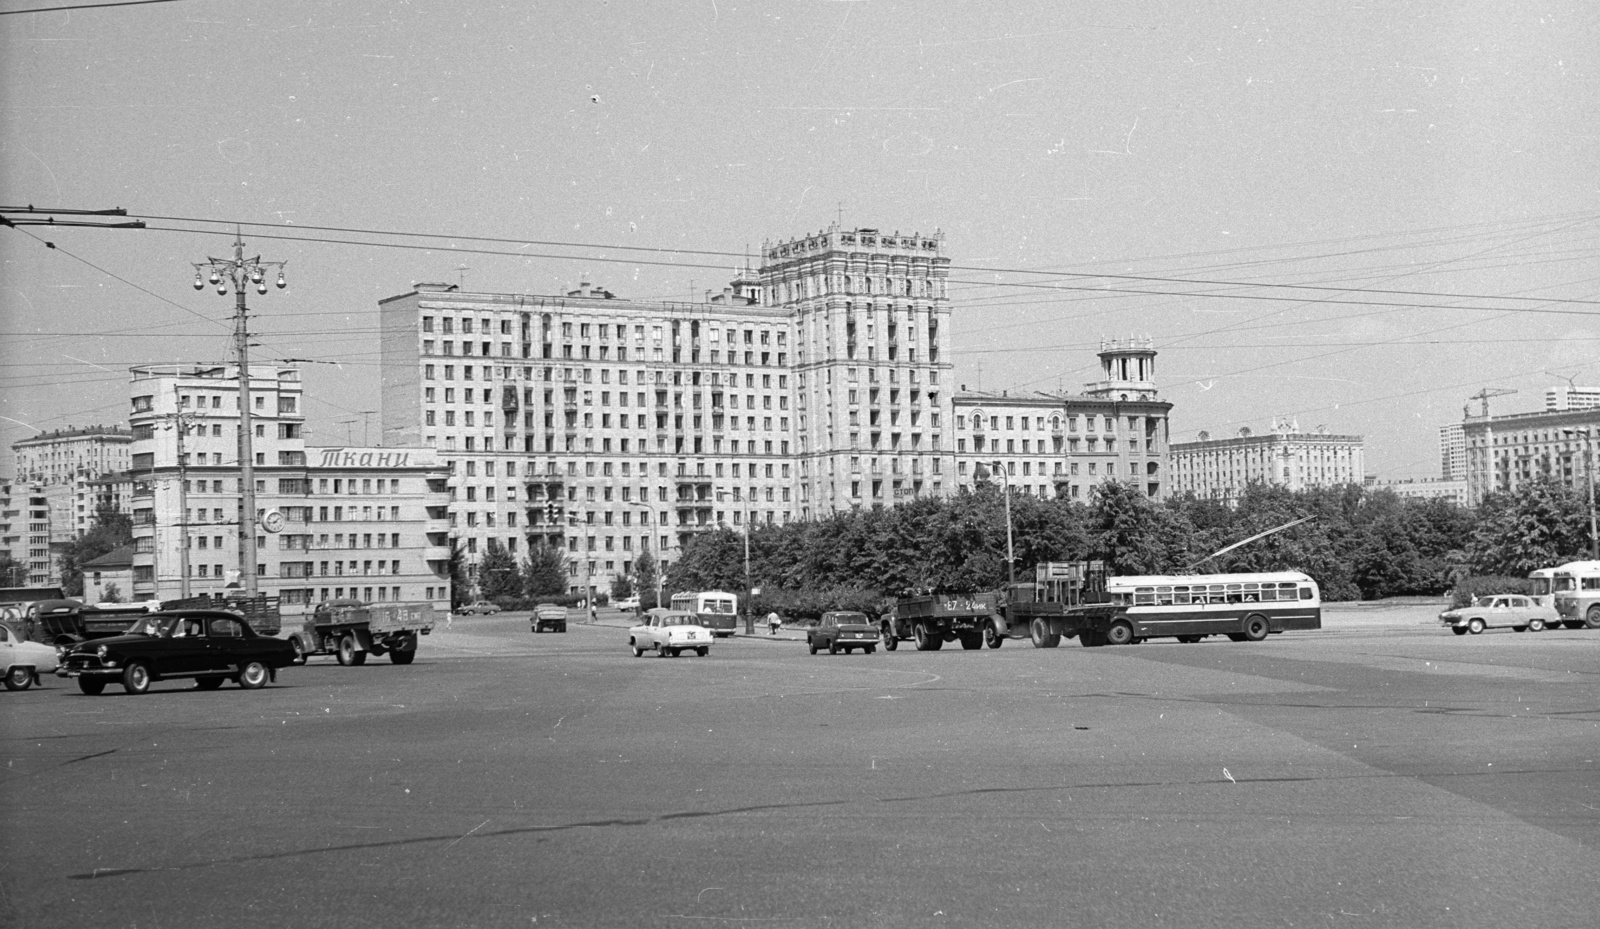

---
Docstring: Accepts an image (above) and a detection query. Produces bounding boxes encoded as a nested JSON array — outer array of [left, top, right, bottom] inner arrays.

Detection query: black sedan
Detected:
[[56, 610, 298, 695]]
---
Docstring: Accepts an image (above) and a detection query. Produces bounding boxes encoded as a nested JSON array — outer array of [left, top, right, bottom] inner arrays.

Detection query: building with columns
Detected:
[[1462, 407, 1600, 506], [952, 339, 1173, 500]]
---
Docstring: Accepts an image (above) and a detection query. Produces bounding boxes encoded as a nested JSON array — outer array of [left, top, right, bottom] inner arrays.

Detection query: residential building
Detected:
[[1439, 423, 1466, 481], [1545, 385, 1600, 411], [1365, 476, 1470, 507], [759, 226, 955, 512], [0, 482, 53, 585], [1462, 407, 1600, 506], [952, 339, 1173, 500], [126, 364, 450, 614], [1170, 421, 1365, 503], [377, 225, 952, 597], [9, 426, 132, 557]]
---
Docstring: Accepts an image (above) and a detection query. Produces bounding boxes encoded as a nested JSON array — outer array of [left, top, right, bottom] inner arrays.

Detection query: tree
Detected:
[[522, 542, 569, 598], [0, 552, 24, 587], [478, 539, 521, 601], [609, 571, 635, 602], [634, 547, 660, 609], [101, 582, 124, 603], [447, 541, 469, 609], [1466, 480, 1590, 576]]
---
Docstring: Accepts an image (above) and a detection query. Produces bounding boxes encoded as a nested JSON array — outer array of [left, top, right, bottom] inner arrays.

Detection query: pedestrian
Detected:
[[589, 604, 598, 624], [767, 611, 781, 635]]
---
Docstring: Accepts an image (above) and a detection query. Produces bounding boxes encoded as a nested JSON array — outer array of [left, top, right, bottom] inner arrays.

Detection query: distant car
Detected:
[[613, 596, 641, 612], [532, 603, 568, 633], [1, 620, 58, 690], [628, 609, 711, 658], [56, 610, 298, 695], [808, 611, 881, 655], [1439, 594, 1558, 635], [459, 601, 502, 615]]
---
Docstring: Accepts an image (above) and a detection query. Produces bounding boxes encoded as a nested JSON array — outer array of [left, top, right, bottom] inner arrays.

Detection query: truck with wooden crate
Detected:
[[288, 599, 435, 666], [881, 561, 1122, 651]]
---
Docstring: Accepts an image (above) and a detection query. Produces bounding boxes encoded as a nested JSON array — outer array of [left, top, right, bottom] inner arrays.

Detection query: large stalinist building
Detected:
[[377, 226, 953, 596]]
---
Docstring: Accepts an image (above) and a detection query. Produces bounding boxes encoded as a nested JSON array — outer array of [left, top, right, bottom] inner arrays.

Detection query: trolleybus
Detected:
[[669, 590, 740, 637], [1103, 571, 1321, 644]]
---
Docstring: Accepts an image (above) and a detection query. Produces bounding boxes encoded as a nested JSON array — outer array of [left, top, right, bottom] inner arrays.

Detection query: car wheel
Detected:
[[828, 640, 838, 655], [1242, 614, 1270, 642], [238, 660, 269, 689], [983, 622, 1004, 649], [1226, 633, 1247, 642], [1451, 626, 1469, 636], [1105, 620, 1135, 647], [4, 666, 32, 691], [1176, 635, 1202, 644], [1513, 625, 1527, 633], [696, 647, 708, 657], [1030, 617, 1061, 649], [882, 626, 898, 651], [1587, 605, 1600, 630], [288, 636, 307, 666], [1528, 618, 1545, 632], [631, 639, 644, 658], [78, 677, 106, 695], [122, 661, 151, 695], [658, 644, 671, 658], [865, 644, 876, 654], [195, 675, 225, 690], [1468, 618, 1486, 635]]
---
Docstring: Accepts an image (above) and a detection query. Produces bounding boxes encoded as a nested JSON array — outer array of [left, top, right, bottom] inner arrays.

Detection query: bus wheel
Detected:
[[1105, 620, 1135, 646], [1468, 618, 1486, 634], [1030, 617, 1061, 649], [882, 627, 898, 651], [1587, 606, 1600, 629], [1242, 614, 1270, 642]]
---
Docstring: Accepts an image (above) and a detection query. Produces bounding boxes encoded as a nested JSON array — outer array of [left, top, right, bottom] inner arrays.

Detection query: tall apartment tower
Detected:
[[759, 227, 954, 515]]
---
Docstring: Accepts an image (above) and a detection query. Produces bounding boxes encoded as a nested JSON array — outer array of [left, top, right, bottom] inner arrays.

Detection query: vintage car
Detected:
[[1, 620, 59, 690], [55, 610, 298, 695], [807, 610, 881, 655], [459, 600, 502, 615], [628, 609, 712, 658], [1439, 594, 1558, 635], [532, 603, 568, 633], [613, 596, 641, 612]]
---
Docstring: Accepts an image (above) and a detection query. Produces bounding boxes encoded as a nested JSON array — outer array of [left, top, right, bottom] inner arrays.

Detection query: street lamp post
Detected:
[[192, 235, 286, 596], [991, 460, 1015, 585], [630, 502, 664, 608], [1564, 428, 1599, 559]]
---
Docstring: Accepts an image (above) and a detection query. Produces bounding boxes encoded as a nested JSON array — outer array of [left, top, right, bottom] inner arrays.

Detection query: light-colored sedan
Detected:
[[628, 609, 712, 658], [1, 620, 59, 690], [459, 601, 502, 615], [1439, 594, 1558, 635]]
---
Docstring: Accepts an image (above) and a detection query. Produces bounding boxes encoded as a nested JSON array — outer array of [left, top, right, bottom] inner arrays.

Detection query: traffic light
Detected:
[[544, 501, 559, 525]]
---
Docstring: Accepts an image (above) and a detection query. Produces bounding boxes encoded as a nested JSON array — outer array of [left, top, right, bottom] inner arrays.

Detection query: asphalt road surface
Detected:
[[3, 603, 1597, 928]]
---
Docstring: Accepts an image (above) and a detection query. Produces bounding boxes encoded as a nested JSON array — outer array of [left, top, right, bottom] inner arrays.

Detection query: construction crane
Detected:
[[1469, 387, 1516, 418]]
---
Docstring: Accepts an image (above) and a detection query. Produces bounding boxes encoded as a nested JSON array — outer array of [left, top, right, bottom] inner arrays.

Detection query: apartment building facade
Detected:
[[1170, 422, 1365, 503], [126, 364, 450, 613], [1462, 407, 1600, 506]]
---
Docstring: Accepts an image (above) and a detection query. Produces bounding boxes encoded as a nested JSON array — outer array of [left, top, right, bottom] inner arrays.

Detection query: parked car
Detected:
[[532, 603, 568, 633], [459, 601, 502, 615], [628, 609, 712, 658], [1439, 594, 1558, 635], [808, 611, 881, 655], [1, 620, 58, 690], [613, 596, 641, 612], [55, 610, 298, 695]]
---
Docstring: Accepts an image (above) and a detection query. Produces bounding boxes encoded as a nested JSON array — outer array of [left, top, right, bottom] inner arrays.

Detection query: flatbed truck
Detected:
[[882, 561, 1123, 651], [287, 599, 435, 666]]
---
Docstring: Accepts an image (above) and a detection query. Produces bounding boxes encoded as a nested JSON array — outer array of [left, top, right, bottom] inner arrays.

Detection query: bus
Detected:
[[669, 590, 740, 637], [1103, 571, 1321, 645], [1549, 561, 1600, 629]]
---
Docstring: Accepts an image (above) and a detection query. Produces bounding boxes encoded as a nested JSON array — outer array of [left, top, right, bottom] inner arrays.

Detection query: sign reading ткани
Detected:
[[315, 448, 426, 469]]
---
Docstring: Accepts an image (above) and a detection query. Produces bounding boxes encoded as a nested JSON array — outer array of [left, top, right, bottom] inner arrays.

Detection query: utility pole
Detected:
[[991, 461, 1015, 585], [193, 234, 286, 595], [173, 385, 192, 599]]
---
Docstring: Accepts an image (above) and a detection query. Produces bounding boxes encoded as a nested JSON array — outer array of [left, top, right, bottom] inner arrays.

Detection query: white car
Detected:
[[1, 620, 59, 690], [628, 610, 712, 658], [614, 596, 641, 612]]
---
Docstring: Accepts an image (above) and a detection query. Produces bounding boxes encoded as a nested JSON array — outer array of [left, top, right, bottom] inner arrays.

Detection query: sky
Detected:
[[3, 0, 1597, 481]]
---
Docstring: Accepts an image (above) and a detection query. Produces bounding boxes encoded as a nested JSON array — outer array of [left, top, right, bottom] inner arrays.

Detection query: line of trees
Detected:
[[662, 478, 1593, 617]]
